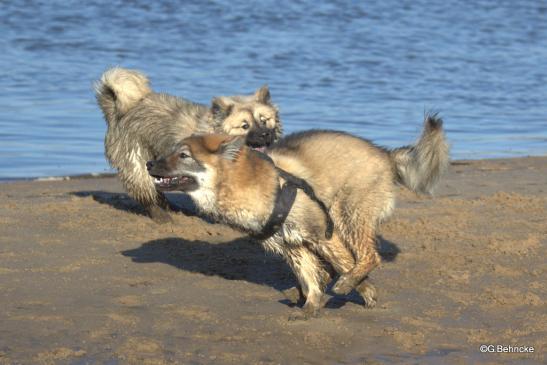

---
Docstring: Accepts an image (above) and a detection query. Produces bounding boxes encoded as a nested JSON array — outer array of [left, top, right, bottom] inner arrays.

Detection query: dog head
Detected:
[[147, 133, 279, 230], [146, 134, 247, 194], [210, 85, 282, 150]]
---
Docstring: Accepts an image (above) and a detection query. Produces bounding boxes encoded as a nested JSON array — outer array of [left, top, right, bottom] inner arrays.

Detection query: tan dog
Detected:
[[147, 115, 449, 317], [95, 67, 282, 223]]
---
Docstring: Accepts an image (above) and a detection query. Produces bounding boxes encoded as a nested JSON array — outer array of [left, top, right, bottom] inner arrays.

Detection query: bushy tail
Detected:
[[390, 113, 449, 194], [94, 67, 151, 127]]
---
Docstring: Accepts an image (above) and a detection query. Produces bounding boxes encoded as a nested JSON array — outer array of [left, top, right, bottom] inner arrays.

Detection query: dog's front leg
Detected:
[[282, 264, 333, 305], [282, 245, 325, 320]]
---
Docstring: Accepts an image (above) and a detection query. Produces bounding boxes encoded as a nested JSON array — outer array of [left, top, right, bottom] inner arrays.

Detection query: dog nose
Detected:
[[261, 130, 271, 138], [146, 161, 154, 171]]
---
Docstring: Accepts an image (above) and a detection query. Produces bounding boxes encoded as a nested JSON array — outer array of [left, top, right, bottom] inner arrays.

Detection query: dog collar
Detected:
[[250, 151, 334, 241]]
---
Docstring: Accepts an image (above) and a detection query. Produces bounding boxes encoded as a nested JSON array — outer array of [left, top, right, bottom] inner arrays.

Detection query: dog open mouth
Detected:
[[151, 175, 196, 191], [251, 146, 267, 153], [245, 128, 274, 154]]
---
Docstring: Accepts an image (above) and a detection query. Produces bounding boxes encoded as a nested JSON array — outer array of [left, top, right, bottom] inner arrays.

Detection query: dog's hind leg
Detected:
[[327, 193, 383, 296], [331, 228, 380, 296], [118, 156, 173, 224], [312, 234, 377, 307], [312, 234, 355, 274], [355, 279, 377, 308], [146, 202, 173, 224], [143, 190, 173, 224]]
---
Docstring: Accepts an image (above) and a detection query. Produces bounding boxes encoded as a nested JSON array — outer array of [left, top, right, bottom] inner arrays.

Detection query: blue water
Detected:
[[1, 0, 546, 179]]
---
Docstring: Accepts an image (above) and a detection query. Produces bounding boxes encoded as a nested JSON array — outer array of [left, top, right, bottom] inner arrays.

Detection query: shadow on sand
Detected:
[[70, 190, 197, 216], [121, 237, 295, 291], [121, 235, 400, 309]]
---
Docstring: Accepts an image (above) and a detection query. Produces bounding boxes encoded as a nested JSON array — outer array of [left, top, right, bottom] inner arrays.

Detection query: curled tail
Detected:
[[390, 113, 449, 194], [94, 67, 152, 127]]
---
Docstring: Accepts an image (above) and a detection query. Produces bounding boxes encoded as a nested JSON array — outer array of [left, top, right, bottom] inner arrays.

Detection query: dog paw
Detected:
[[302, 302, 321, 318], [287, 307, 320, 321], [149, 207, 174, 224], [356, 281, 377, 308], [287, 310, 309, 322], [287, 311, 308, 321], [332, 274, 357, 295], [282, 286, 303, 304]]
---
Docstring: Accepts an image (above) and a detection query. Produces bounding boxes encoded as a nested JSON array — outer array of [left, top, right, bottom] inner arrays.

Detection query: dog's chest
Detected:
[[188, 189, 217, 215]]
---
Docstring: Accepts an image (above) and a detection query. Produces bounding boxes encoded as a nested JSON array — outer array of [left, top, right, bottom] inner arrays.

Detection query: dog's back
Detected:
[[268, 130, 395, 214], [113, 92, 212, 160], [96, 68, 212, 163], [269, 115, 448, 213]]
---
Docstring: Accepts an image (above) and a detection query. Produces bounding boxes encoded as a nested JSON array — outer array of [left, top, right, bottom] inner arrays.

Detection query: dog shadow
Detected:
[[70, 191, 198, 216], [121, 235, 400, 309], [121, 237, 295, 291], [377, 236, 400, 263]]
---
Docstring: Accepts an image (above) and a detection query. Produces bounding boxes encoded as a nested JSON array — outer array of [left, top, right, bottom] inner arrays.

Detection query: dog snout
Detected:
[[245, 127, 276, 148], [146, 160, 154, 171]]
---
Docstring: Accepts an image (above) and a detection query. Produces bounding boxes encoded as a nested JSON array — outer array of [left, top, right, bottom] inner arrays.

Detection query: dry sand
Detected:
[[0, 157, 545, 364]]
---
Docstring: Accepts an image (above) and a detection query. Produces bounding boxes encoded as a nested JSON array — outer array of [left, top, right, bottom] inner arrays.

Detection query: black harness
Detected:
[[250, 152, 334, 241]]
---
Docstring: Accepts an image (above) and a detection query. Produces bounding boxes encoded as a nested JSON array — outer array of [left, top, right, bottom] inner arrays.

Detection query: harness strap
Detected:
[[275, 168, 334, 239], [251, 182, 298, 240], [249, 151, 334, 240]]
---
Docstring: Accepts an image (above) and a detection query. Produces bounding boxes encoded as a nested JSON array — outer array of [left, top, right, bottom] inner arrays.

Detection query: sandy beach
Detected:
[[0, 157, 545, 364]]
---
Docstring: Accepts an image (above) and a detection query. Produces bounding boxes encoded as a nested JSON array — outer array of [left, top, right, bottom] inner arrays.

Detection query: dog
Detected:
[[95, 67, 282, 223], [147, 114, 449, 318]]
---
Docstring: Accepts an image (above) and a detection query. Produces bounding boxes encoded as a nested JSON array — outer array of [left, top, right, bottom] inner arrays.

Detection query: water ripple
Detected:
[[0, 0, 546, 178]]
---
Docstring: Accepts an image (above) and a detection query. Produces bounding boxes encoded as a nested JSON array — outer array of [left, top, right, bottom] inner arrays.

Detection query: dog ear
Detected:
[[219, 136, 245, 161], [254, 85, 271, 104], [211, 97, 234, 121]]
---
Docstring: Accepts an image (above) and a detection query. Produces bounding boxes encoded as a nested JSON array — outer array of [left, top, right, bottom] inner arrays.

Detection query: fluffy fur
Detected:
[[147, 114, 449, 318], [390, 113, 449, 194], [95, 67, 282, 223]]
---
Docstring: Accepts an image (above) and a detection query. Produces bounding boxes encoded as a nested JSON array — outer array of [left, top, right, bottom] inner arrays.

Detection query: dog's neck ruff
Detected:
[[250, 151, 334, 241]]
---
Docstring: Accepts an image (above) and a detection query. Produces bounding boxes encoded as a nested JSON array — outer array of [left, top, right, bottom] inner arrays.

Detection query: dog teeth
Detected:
[[153, 176, 183, 185], [154, 177, 171, 184]]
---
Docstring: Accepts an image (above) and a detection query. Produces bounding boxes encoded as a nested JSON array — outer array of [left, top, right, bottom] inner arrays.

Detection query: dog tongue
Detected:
[[253, 147, 266, 153]]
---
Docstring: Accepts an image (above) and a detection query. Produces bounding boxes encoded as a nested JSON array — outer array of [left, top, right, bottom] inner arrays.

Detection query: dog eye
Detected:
[[241, 122, 250, 130], [180, 152, 190, 159], [260, 115, 268, 122]]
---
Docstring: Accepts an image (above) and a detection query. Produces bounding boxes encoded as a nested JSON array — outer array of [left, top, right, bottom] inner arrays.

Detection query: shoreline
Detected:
[[1, 154, 545, 184], [0, 172, 117, 184], [0, 156, 545, 364]]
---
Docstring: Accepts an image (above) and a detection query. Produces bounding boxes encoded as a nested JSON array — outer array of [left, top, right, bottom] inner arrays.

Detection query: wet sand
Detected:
[[0, 157, 545, 364]]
